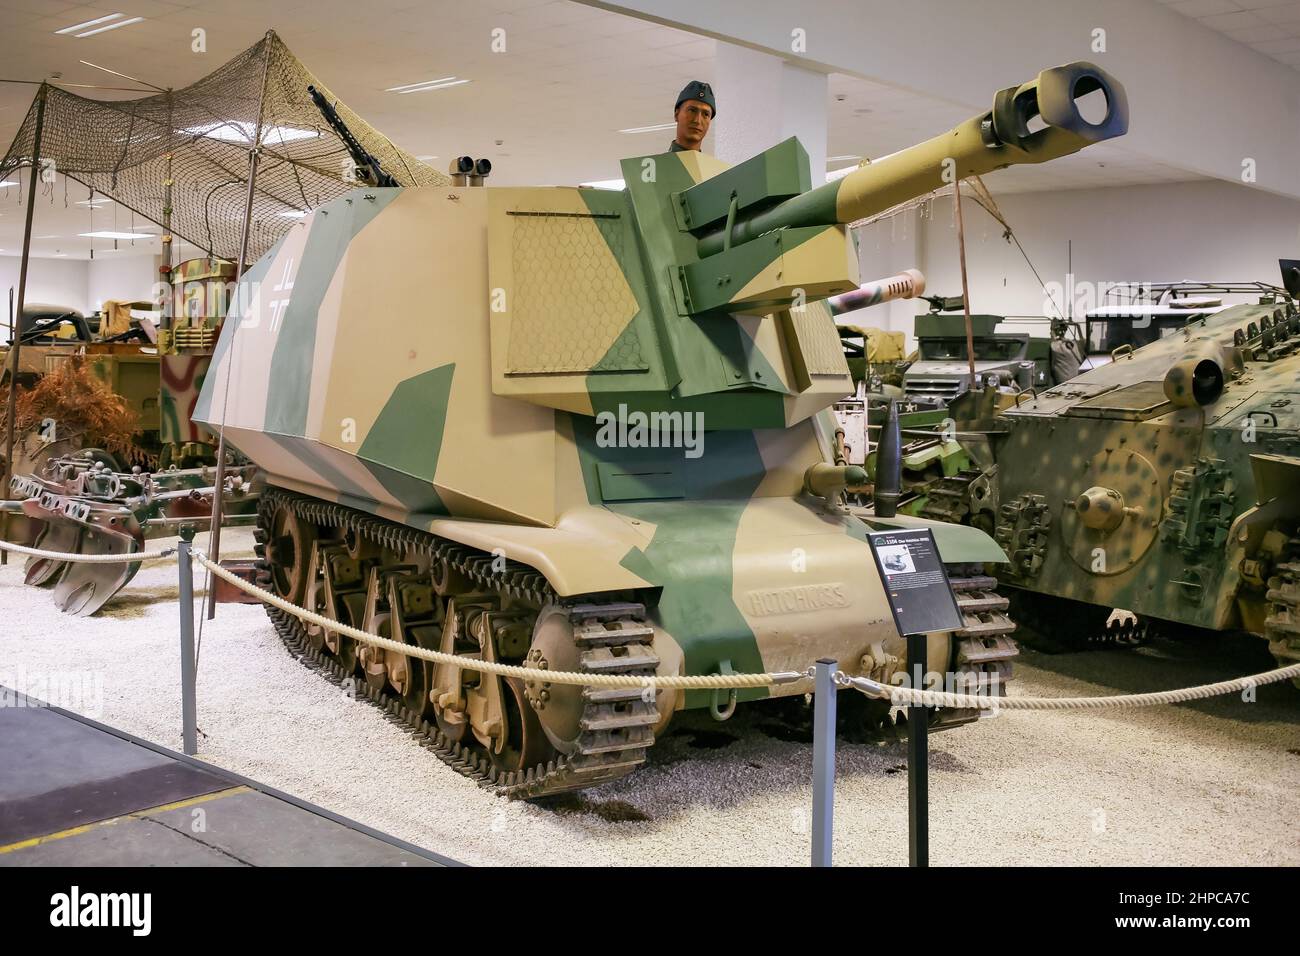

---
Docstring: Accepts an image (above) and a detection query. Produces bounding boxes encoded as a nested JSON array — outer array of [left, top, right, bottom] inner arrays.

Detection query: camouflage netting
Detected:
[[0, 30, 448, 263]]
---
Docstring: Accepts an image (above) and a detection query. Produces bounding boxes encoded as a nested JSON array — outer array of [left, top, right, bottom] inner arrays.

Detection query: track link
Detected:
[[1265, 528, 1300, 682], [1005, 588, 1154, 652], [254, 486, 659, 800], [918, 469, 987, 524]]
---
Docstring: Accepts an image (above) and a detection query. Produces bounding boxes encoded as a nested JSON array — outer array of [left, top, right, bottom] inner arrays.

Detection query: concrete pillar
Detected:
[[854, 205, 928, 350], [711, 41, 827, 179]]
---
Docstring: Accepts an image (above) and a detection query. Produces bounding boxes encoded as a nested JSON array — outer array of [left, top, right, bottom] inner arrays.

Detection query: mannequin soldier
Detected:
[[669, 80, 716, 152]]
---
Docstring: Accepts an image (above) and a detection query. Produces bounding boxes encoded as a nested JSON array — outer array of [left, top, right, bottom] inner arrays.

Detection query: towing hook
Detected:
[[710, 659, 738, 722]]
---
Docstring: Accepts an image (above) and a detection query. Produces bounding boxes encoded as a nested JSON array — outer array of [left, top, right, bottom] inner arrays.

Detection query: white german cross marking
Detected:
[[269, 256, 296, 332]]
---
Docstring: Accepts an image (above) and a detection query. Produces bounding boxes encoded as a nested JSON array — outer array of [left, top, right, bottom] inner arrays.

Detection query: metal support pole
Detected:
[[906, 632, 929, 867], [207, 32, 274, 620], [177, 527, 198, 755], [2, 84, 49, 564], [811, 657, 838, 867], [159, 90, 175, 332], [953, 180, 977, 391]]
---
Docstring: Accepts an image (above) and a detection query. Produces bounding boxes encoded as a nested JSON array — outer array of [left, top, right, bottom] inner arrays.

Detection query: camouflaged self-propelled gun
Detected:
[[917, 289, 1300, 667], [194, 62, 1129, 798]]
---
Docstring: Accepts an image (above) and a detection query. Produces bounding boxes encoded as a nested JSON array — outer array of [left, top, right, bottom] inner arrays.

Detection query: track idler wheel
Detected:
[[524, 606, 589, 754], [265, 502, 316, 606]]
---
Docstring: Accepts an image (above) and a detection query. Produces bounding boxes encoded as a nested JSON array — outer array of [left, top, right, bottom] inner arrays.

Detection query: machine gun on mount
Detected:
[[308, 84, 398, 188]]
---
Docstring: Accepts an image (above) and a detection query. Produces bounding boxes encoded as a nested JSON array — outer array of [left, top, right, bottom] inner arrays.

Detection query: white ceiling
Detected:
[[0, 0, 1213, 260], [1156, 0, 1300, 68]]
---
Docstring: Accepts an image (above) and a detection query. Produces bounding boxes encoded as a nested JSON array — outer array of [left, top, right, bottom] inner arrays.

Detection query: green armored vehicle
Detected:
[[918, 274, 1300, 668], [902, 308, 1084, 408], [195, 62, 1129, 798]]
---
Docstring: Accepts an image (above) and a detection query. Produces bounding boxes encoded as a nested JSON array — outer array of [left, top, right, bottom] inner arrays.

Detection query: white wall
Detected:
[[0, 256, 89, 341], [87, 254, 161, 312], [712, 42, 828, 177], [594, 0, 1300, 200], [0, 253, 160, 343], [854, 179, 1300, 351]]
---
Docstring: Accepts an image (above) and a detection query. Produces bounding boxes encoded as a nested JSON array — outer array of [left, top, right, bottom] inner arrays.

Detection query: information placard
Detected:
[[866, 528, 964, 637]]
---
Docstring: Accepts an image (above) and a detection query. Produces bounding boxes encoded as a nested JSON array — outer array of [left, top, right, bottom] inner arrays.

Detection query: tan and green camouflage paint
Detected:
[[194, 64, 1125, 708], [191, 176, 1000, 708], [986, 303, 1300, 634]]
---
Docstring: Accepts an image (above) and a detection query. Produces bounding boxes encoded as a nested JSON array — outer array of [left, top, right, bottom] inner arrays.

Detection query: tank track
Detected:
[[948, 572, 1016, 644], [1004, 587, 1155, 652], [1264, 525, 1300, 682], [253, 486, 659, 800], [938, 569, 1018, 725], [918, 469, 987, 524]]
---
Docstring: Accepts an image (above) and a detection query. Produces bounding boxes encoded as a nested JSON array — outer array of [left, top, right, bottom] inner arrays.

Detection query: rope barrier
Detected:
[[840, 664, 1300, 710], [193, 550, 807, 691], [3, 532, 1293, 705], [0, 539, 175, 563]]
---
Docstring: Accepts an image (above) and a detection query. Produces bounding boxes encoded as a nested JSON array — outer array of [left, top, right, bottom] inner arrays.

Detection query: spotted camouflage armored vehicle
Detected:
[[915, 284, 1300, 668], [194, 62, 1130, 798]]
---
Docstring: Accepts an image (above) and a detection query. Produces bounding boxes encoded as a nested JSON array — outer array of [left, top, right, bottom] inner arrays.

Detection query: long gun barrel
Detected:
[[828, 269, 925, 317], [697, 62, 1127, 256], [308, 84, 398, 188]]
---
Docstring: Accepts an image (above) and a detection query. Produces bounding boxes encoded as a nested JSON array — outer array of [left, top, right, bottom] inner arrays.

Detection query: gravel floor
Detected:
[[3, 526, 1297, 867]]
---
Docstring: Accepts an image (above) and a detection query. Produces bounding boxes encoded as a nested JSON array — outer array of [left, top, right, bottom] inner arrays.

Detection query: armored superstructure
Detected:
[[194, 63, 1130, 797]]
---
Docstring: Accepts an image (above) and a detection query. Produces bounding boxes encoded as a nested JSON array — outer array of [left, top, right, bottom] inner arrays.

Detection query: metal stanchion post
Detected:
[[907, 632, 929, 867], [177, 526, 198, 756], [811, 658, 837, 868]]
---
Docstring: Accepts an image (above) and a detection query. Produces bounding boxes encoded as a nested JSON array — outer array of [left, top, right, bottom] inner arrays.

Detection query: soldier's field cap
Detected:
[[675, 80, 716, 117]]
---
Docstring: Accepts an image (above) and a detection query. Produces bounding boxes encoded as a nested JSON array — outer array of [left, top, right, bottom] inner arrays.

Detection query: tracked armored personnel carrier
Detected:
[[195, 63, 1129, 798]]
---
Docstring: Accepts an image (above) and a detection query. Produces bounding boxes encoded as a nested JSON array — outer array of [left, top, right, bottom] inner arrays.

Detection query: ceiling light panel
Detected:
[[76, 17, 145, 38], [55, 14, 122, 35]]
